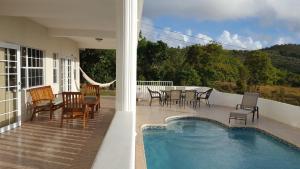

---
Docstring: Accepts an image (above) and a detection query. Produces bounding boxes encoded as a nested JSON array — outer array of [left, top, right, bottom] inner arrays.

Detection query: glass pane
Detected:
[[32, 77, 36, 86], [32, 49, 36, 58], [9, 75, 17, 86], [9, 49, 16, 61], [29, 77, 32, 87], [28, 69, 32, 77], [33, 58, 36, 67], [0, 75, 7, 88], [0, 88, 10, 101], [0, 101, 10, 115], [36, 50, 40, 59], [21, 77, 26, 88], [0, 61, 5, 74], [0, 113, 10, 128], [0, 48, 6, 60], [8, 99, 17, 111], [9, 111, 17, 124], [28, 57, 32, 67]]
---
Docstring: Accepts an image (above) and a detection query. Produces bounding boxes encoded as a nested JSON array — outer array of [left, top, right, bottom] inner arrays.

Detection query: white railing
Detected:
[[137, 81, 173, 100]]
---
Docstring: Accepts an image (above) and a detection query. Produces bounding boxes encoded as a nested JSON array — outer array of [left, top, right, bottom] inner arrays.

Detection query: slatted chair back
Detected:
[[170, 90, 182, 100], [185, 90, 197, 101], [84, 84, 100, 97], [29, 86, 54, 104], [62, 92, 85, 113], [241, 92, 259, 110]]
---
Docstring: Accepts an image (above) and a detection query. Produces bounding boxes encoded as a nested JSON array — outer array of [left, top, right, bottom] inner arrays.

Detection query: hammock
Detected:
[[79, 67, 116, 88]]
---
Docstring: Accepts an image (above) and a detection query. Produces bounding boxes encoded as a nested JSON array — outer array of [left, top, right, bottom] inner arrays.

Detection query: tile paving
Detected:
[[136, 100, 300, 169]]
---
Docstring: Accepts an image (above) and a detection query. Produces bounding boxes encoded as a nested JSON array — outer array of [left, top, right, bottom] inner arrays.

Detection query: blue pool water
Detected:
[[143, 119, 300, 169]]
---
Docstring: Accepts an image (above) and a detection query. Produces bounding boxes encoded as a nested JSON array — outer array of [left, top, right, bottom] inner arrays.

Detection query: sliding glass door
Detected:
[[0, 42, 21, 132]]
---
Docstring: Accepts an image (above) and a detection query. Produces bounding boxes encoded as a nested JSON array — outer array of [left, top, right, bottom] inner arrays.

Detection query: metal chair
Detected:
[[197, 88, 213, 107], [166, 90, 182, 107], [147, 87, 162, 106], [184, 90, 197, 108]]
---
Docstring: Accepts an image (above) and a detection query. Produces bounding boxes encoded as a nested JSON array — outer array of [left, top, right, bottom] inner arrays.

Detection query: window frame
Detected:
[[20, 47, 44, 89]]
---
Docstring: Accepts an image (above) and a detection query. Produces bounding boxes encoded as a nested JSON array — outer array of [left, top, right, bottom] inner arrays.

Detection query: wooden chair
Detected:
[[84, 84, 101, 111], [61, 92, 89, 128], [28, 86, 63, 121]]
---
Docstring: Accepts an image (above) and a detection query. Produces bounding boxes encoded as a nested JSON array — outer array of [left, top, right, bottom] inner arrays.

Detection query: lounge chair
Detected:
[[197, 88, 213, 107], [147, 87, 162, 106], [229, 92, 259, 125]]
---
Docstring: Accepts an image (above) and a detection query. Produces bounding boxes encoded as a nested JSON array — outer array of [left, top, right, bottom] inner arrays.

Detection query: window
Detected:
[[53, 53, 58, 83], [21, 47, 44, 88], [67, 59, 71, 91], [73, 60, 77, 81]]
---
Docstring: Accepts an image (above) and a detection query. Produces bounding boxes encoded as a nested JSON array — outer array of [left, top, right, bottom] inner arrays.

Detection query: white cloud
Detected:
[[143, 0, 300, 33], [195, 33, 213, 45], [218, 30, 263, 50], [141, 18, 262, 50], [275, 37, 294, 45]]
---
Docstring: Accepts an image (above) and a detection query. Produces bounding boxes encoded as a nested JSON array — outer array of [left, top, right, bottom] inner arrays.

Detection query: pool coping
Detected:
[[139, 114, 300, 169]]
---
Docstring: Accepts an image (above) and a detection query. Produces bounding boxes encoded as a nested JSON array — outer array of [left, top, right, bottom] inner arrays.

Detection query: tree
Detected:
[[244, 51, 278, 86], [80, 49, 116, 84]]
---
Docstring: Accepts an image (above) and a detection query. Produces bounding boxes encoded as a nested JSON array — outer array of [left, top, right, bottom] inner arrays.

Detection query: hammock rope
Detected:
[[79, 67, 116, 88]]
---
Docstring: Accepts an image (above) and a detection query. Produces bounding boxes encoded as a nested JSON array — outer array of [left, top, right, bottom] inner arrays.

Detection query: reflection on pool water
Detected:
[[143, 119, 300, 169]]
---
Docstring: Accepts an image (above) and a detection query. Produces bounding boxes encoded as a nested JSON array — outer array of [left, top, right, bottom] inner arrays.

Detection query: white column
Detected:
[[116, 0, 138, 113], [91, 1, 138, 168]]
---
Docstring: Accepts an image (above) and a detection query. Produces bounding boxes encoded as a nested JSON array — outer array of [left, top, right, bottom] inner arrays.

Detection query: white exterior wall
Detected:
[[183, 86, 300, 128], [0, 16, 80, 121]]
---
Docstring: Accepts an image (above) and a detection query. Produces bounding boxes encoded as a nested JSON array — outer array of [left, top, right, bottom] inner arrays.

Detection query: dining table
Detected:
[[84, 96, 100, 119]]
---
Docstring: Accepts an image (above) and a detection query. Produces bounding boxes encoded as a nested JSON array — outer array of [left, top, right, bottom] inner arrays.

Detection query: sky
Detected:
[[141, 0, 300, 50]]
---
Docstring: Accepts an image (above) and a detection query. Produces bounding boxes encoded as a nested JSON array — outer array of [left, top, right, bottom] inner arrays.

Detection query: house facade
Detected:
[[0, 16, 80, 130], [0, 0, 143, 168]]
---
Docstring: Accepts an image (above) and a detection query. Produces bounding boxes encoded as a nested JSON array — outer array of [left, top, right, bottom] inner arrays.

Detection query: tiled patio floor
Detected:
[[0, 96, 115, 169], [136, 100, 300, 169]]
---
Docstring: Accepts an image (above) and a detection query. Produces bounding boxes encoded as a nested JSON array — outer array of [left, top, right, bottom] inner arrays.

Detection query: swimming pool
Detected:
[[143, 118, 300, 169]]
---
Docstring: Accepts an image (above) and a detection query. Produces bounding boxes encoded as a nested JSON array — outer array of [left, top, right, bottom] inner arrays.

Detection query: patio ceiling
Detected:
[[0, 0, 143, 49]]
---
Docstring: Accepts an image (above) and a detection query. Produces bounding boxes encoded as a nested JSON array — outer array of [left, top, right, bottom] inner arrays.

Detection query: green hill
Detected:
[[261, 44, 300, 74], [231, 44, 300, 74]]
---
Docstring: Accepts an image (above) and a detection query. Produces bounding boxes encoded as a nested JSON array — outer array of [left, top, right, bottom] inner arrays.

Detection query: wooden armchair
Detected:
[[84, 84, 101, 110], [61, 92, 89, 128]]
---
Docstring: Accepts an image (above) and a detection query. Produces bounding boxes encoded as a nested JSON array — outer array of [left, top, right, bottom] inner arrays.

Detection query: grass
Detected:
[[100, 89, 116, 96], [213, 82, 300, 106]]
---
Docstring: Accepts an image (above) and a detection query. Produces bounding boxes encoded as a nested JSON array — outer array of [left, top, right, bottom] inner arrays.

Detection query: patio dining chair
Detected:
[[229, 92, 259, 125], [166, 90, 182, 107], [61, 92, 89, 128], [184, 90, 197, 108], [197, 88, 213, 107], [147, 87, 162, 106]]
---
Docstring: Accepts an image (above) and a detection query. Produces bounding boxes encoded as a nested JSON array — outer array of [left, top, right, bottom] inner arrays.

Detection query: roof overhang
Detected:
[[0, 0, 144, 49]]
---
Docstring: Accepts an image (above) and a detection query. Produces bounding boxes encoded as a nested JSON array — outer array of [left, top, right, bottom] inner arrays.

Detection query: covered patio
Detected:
[[0, 97, 115, 169]]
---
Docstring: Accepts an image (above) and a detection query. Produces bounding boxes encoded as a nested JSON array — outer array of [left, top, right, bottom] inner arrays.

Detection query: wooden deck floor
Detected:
[[0, 97, 115, 169]]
